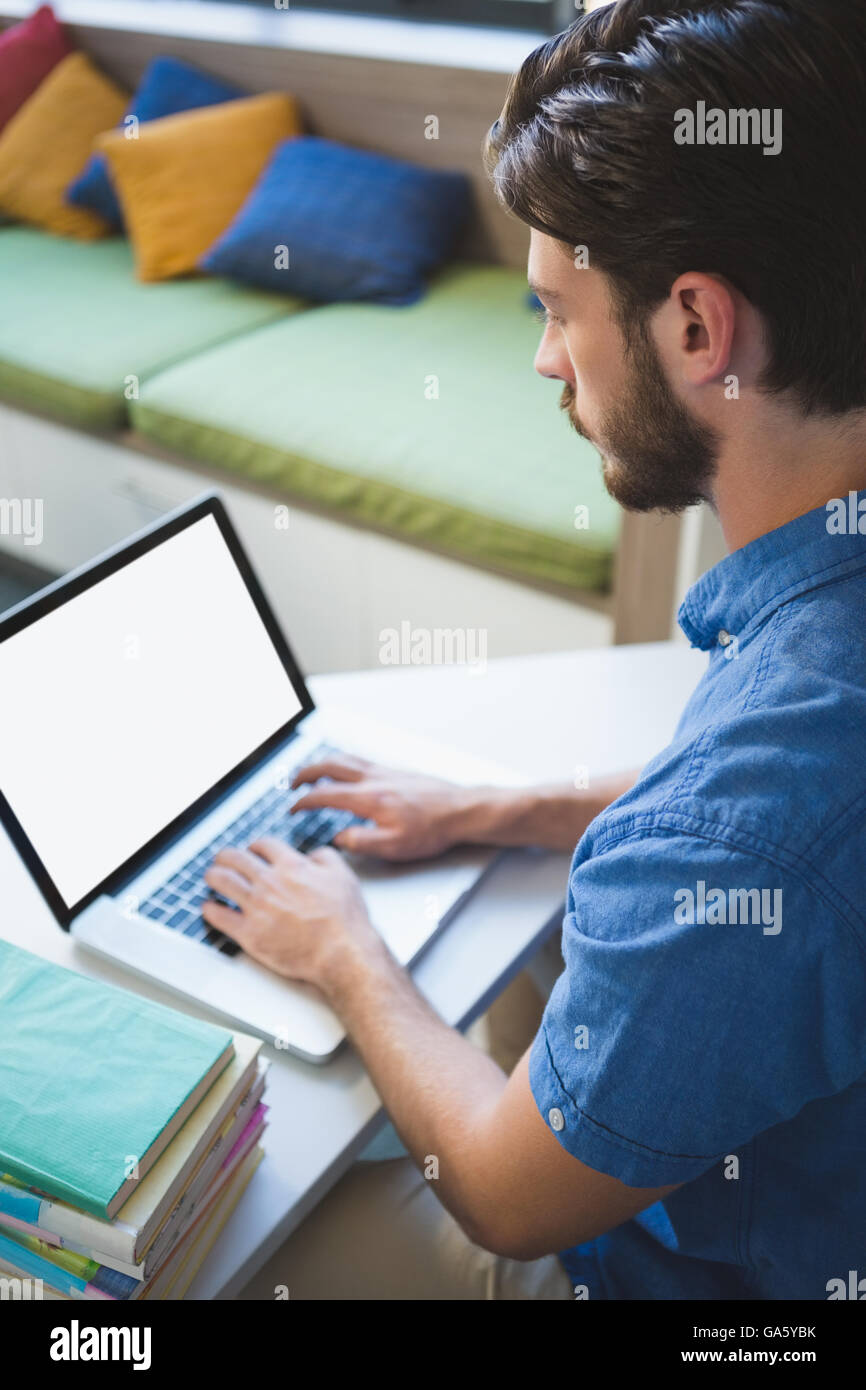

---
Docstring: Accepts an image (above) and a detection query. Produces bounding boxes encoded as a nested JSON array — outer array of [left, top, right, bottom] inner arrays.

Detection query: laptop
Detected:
[[0, 493, 512, 1062]]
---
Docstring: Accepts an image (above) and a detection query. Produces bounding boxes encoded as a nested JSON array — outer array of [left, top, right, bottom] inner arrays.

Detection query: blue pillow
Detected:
[[66, 56, 245, 229], [199, 136, 472, 306]]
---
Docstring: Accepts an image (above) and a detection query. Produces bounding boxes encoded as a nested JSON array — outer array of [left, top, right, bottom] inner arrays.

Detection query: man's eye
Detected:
[[534, 306, 563, 329]]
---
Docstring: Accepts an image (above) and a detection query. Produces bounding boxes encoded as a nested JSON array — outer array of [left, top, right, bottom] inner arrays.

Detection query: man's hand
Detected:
[[201, 836, 382, 989], [290, 753, 477, 861], [291, 753, 640, 859]]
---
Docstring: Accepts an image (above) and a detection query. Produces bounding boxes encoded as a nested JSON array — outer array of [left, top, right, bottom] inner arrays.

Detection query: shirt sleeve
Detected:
[[530, 826, 866, 1188]]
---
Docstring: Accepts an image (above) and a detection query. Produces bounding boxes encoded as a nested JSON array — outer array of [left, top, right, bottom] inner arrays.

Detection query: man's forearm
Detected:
[[321, 921, 673, 1262], [324, 928, 518, 1251], [448, 770, 638, 853], [321, 771, 641, 1246]]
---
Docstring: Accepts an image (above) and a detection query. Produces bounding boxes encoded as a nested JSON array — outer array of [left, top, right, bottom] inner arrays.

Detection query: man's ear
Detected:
[[669, 272, 737, 387]]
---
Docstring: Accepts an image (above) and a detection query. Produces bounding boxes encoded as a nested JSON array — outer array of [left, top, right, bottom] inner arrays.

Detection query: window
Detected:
[[226, 1, 585, 34]]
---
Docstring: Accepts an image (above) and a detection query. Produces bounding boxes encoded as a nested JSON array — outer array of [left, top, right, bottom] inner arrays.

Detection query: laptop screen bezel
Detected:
[[0, 492, 316, 929]]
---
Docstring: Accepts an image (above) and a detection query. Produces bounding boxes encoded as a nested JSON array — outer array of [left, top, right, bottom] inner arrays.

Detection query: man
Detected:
[[207, 0, 866, 1299]]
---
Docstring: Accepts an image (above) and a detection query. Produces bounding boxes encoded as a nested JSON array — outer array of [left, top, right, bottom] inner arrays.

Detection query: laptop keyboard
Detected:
[[136, 743, 363, 955]]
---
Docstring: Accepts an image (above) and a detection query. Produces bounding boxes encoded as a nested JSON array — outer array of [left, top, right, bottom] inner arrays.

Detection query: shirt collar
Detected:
[[678, 490, 866, 651]]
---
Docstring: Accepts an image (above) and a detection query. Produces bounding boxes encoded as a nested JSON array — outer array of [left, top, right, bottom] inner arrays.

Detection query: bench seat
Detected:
[[0, 228, 302, 431], [132, 264, 618, 593], [0, 228, 617, 594]]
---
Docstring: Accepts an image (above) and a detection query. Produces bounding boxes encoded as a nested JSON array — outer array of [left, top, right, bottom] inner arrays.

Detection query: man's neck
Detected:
[[709, 409, 866, 552]]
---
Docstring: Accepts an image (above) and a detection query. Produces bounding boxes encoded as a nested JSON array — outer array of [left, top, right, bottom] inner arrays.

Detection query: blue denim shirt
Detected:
[[530, 494, 866, 1299]]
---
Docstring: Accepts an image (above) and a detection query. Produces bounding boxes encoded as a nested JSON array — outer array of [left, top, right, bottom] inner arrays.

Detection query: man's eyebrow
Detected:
[[528, 283, 566, 305]]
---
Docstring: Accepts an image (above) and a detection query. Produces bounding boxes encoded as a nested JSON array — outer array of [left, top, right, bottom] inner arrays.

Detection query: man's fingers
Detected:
[[291, 784, 378, 817], [290, 756, 370, 790], [204, 865, 252, 907], [249, 834, 305, 866], [212, 846, 264, 881], [307, 844, 343, 866], [201, 898, 246, 939], [332, 823, 402, 858]]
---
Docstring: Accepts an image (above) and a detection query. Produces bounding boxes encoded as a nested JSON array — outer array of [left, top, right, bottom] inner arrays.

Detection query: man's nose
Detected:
[[534, 330, 573, 385]]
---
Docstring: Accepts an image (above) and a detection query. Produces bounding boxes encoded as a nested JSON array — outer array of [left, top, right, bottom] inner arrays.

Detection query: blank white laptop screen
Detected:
[[0, 514, 304, 910]]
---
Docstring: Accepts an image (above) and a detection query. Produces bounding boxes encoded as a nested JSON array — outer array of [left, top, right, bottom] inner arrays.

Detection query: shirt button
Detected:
[[718, 629, 734, 647], [549, 1107, 565, 1132]]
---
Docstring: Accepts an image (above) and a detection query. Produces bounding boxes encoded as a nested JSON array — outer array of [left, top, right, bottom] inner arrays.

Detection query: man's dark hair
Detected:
[[486, 0, 866, 416]]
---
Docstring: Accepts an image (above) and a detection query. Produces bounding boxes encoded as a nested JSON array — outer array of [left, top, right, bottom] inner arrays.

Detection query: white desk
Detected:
[[0, 641, 706, 1298]]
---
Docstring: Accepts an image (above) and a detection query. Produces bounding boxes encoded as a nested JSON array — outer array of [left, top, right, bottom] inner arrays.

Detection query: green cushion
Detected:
[[0, 228, 303, 430], [133, 265, 619, 593]]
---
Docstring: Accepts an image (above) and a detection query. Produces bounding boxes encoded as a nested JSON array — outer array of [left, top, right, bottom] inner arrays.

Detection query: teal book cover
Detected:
[[0, 940, 234, 1219]]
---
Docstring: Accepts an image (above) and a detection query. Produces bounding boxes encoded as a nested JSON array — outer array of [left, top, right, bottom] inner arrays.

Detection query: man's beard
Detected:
[[561, 325, 720, 513]]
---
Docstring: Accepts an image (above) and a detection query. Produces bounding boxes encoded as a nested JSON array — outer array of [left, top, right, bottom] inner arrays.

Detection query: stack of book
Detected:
[[0, 940, 267, 1301]]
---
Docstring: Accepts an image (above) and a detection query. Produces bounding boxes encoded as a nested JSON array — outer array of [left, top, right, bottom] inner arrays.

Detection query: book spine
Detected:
[[0, 1232, 116, 1301], [133, 1067, 265, 1265], [0, 1178, 135, 1265], [2, 1224, 140, 1300], [143, 1110, 267, 1279], [17, 1189, 137, 1265]]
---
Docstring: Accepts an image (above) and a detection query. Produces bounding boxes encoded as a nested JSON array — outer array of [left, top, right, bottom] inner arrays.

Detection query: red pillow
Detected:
[[0, 6, 72, 135]]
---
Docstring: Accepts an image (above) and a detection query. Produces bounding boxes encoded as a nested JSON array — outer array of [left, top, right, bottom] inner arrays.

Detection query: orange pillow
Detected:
[[97, 93, 302, 281], [0, 51, 128, 238]]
